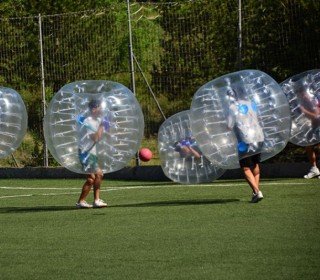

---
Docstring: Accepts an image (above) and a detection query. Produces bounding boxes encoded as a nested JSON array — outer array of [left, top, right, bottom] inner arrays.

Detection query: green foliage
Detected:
[[0, 0, 320, 165], [0, 131, 43, 167], [242, 0, 320, 81]]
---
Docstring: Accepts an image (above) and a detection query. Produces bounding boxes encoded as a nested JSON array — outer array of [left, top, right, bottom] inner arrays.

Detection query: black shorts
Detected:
[[239, 154, 261, 168]]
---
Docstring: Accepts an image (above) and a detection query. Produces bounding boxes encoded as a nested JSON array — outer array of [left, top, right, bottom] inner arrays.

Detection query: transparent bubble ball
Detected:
[[0, 87, 27, 159], [280, 69, 320, 146], [158, 110, 225, 184], [44, 80, 144, 174], [190, 70, 291, 169]]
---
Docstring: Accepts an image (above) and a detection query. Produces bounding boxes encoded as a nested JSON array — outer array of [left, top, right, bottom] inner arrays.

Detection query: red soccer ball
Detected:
[[139, 148, 152, 162]]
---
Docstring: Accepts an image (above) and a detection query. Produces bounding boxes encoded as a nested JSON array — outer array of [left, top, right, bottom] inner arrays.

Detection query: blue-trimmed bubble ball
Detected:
[[280, 69, 320, 146], [190, 70, 291, 169], [44, 80, 144, 174], [0, 87, 27, 158], [158, 110, 225, 184]]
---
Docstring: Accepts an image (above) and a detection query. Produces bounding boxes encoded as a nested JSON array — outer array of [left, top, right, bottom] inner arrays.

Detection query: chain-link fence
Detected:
[[0, 0, 319, 167]]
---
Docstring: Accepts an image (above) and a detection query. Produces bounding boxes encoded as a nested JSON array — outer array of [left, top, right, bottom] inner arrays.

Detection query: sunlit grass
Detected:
[[0, 178, 319, 279]]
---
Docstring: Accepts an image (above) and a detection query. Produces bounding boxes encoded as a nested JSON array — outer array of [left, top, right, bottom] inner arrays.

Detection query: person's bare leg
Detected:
[[242, 167, 259, 194], [252, 163, 260, 188], [93, 169, 103, 201], [306, 146, 317, 167], [78, 173, 95, 203], [92, 169, 107, 207]]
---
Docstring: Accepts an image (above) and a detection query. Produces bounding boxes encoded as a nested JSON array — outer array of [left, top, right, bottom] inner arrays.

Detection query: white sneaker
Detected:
[[304, 167, 320, 179], [76, 200, 92, 209], [93, 199, 108, 208], [251, 191, 263, 203]]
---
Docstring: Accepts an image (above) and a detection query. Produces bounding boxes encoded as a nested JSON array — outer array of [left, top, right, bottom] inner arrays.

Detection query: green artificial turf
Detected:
[[0, 178, 319, 280]]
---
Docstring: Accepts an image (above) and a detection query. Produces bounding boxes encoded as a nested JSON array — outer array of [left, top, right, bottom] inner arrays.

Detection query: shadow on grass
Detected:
[[0, 205, 78, 214], [0, 198, 240, 213], [111, 198, 240, 208]]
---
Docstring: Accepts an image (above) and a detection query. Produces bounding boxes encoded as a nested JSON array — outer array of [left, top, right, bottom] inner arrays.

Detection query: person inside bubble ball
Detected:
[[227, 86, 264, 203], [298, 89, 320, 179], [76, 99, 108, 208], [173, 136, 202, 159]]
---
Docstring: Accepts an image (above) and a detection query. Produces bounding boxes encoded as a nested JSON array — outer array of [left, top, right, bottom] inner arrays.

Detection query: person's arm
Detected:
[[90, 124, 104, 142], [300, 105, 320, 119], [227, 104, 235, 130], [188, 146, 201, 159]]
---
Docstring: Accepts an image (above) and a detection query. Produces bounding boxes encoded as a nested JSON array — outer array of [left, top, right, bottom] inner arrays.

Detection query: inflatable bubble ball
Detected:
[[280, 69, 320, 146], [0, 87, 28, 159], [158, 110, 225, 184], [190, 70, 291, 169], [44, 80, 144, 174]]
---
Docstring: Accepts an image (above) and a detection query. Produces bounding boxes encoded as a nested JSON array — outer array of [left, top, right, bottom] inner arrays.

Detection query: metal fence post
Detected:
[[127, 0, 136, 96], [38, 13, 49, 167], [126, 0, 140, 166], [238, 0, 243, 70]]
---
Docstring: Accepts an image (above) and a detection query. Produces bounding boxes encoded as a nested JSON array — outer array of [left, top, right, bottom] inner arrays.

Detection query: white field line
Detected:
[[0, 181, 306, 199], [0, 185, 168, 199], [0, 187, 79, 190]]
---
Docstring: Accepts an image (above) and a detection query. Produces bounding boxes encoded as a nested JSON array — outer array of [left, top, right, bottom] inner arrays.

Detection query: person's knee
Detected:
[[95, 175, 103, 184], [252, 165, 260, 175], [94, 170, 103, 184], [95, 169, 103, 178], [242, 166, 251, 173], [86, 174, 95, 185]]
